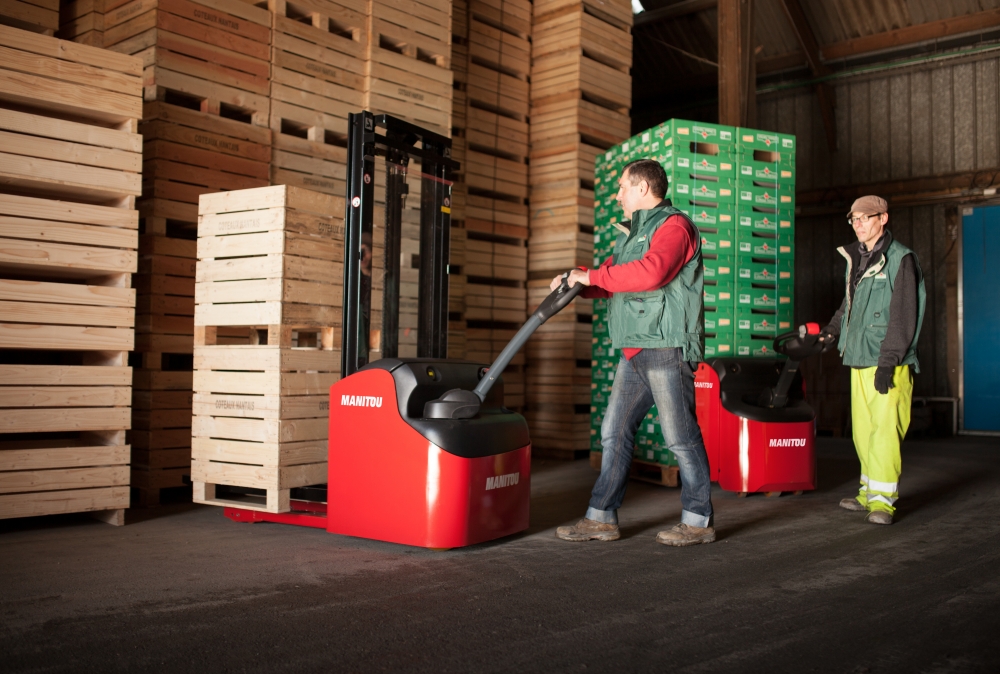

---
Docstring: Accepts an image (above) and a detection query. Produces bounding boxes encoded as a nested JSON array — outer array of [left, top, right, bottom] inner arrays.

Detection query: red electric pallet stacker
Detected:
[[223, 113, 581, 548], [695, 323, 832, 496]]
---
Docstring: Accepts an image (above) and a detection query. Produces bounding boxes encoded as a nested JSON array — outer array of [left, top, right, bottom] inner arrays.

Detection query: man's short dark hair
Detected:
[[622, 159, 667, 199]]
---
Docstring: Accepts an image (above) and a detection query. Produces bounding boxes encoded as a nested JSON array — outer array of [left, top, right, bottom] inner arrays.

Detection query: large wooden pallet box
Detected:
[[0, 26, 142, 520], [191, 186, 344, 513]]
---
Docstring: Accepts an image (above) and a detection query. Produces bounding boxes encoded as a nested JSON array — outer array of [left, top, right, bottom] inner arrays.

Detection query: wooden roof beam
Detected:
[[780, 0, 836, 152], [718, 0, 755, 127], [822, 8, 1000, 61]]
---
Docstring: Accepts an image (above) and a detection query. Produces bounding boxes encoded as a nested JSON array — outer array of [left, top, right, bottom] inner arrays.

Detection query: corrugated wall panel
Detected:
[[975, 59, 999, 168], [911, 69, 933, 175], [953, 63, 976, 172]]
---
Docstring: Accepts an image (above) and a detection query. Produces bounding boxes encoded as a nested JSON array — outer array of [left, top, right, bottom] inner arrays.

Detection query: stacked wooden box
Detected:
[[0, 25, 142, 521], [446, 0, 468, 360], [96, 0, 274, 503], [267, 0, 365, 197], [526, 0, 631, 455], [451, 0, 530, 410], [363, 0, 454, 359], [364, 0, 452, 136], [191, 185, 343, 513], [0, 0, 58, 35], [57, 0, 126, 47]]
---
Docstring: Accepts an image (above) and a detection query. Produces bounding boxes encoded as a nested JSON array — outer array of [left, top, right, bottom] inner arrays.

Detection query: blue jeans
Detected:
[[586, 347, 714, 528]]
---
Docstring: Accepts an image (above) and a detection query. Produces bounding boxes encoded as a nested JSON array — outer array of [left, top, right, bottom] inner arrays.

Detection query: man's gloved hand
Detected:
[[816, 324, 838, 352], [874, 366, 895, 395]]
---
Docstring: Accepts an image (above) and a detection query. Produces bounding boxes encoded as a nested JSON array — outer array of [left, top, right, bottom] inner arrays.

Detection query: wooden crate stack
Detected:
[[93, 0, 274, 504], [450, 0, 530, 410], [0, 0, 58, 35], [56, 0, 125, 47], [446, 0, 468, 360], [267, 0, 365, 197], [526, 0, 631, 456], [364, 0, 456, 358], [192, 185, 343, 513], [0, 25, 142, 521]]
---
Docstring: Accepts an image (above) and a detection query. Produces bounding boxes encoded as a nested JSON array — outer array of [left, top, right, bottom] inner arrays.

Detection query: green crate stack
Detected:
[[591, 121, 796, 465], [591, 132, 678, 467], [647, 119, 740, 359], [735, 128, 796, 358]]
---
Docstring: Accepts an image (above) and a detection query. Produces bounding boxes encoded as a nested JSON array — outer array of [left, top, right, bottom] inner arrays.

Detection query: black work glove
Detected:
[[817, 325, 838, 352], [873, 366, 895, 395]]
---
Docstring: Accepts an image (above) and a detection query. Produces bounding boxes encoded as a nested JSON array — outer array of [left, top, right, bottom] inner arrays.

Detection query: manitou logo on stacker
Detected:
[[769, 438, 807, 447], [341, 395, 383, 408], [485, 473, 520, 490]]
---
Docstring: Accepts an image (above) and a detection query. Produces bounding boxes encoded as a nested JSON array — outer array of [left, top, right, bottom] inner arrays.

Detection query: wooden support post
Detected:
[[718, 0, 755, 127], [780, 0, 837, 151]]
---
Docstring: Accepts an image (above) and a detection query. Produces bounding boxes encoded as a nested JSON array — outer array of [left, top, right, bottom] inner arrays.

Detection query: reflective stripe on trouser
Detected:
[[850, 365, 913, 514]]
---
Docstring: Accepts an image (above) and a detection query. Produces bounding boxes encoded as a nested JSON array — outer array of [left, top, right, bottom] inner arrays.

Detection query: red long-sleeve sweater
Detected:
[[582, 214, 699, 360]]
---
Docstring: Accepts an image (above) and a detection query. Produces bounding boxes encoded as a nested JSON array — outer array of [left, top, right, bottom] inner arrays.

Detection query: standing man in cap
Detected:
[[819, 195, 926, 525]]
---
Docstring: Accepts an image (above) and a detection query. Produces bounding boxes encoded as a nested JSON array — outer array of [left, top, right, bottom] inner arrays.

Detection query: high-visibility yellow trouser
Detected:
[[850, 365, 913, 514]]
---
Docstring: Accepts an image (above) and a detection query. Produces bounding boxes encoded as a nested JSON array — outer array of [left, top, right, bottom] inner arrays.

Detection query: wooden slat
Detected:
[[0, 486, 129, 519]]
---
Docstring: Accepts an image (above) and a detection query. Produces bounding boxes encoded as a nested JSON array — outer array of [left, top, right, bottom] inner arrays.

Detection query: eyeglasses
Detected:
[[847, 213, 882, 225]]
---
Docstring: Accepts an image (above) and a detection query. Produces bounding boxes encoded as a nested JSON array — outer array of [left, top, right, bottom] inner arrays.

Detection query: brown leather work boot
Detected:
[[866, 510, 893, 525], [655, 523, 716, 547], [555, 518, 620, 542], [839, 498, 867, 512]]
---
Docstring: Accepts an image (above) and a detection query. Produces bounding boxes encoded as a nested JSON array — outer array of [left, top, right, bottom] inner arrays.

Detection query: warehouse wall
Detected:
[[754, 51, 1000, 433], [757, 51, 1000, 191]]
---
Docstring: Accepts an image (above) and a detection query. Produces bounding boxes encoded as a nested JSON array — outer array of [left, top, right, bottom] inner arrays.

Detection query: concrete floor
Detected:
[[2, 436, 999, 673]]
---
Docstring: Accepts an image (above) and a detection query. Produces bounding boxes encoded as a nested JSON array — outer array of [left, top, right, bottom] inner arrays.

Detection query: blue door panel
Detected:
[[962, 206, 1000, 431]]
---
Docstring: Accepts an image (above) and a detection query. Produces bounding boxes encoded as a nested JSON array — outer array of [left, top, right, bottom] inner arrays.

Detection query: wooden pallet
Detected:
[[463, 150, 528, 200], [464, 62, 527, 120], [465, 237, 527, 281], [103, 0, 271, 53], [195, 186, 345, 330], [468, 15, 529, 78], [531, 49, 630, 112], [464, 283, 526, 323], [533, 0, 632, 31], [532, 6, 631, 72], [364, 0, 453, 137], [465, 194, 527, 238], [466, 107, 528, 160], [0, 373, 132, 522], [191, 344, 335, 513], [469, 0, 530, 39], [1, 25, 141, 127], [57, 0, 132, 47], [530, 94, 630, 150], [141, 101, 272, 167], [530, 142, 602, 183], [0, 0, 59, 35], [527, 231, 593, 272]]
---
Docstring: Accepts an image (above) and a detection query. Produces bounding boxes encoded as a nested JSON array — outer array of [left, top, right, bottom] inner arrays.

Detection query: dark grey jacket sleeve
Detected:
[[878, 254, 919, 367], [822, 297, 846, 337]]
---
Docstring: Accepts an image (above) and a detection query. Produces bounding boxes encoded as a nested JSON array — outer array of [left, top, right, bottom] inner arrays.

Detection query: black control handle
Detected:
[[423, 271, 583, 419], [532, 271, 585, 323]]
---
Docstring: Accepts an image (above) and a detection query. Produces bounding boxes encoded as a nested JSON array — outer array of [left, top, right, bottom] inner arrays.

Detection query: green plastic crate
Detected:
[[737, 183, 795, 208], [736, 281, 793, 310], [737, 128, 796, 153], [737, 208, 794, 233]]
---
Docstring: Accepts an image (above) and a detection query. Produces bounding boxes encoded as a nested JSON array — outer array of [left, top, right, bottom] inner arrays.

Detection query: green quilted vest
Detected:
[[607, 202, 704, 361], [837, 238, 926, 371]]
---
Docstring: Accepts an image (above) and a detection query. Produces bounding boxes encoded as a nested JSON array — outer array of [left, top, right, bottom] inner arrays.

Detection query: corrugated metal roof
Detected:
[[633, 0, 1000, 84]]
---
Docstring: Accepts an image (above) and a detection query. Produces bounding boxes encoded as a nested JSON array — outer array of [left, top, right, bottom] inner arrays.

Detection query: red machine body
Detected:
[[695, 360, 816, 494], [225, 359, 533, 549], [325, 367, 530, 548]]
